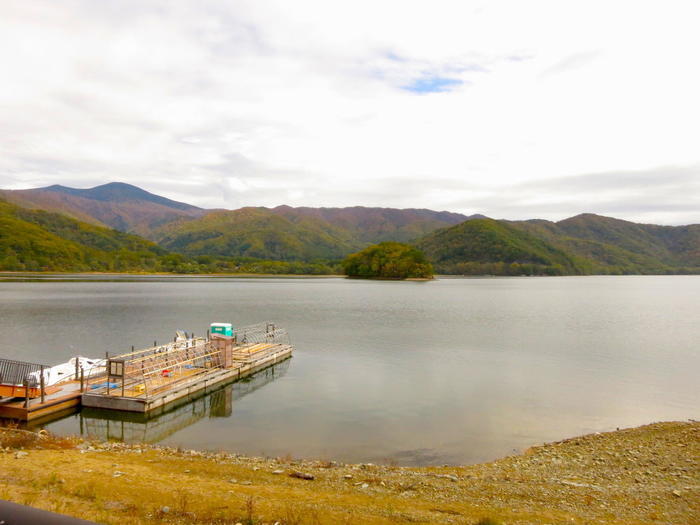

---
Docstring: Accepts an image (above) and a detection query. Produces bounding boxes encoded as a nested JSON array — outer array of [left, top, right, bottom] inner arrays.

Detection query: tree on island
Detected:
[[342, 242, 434, 279]]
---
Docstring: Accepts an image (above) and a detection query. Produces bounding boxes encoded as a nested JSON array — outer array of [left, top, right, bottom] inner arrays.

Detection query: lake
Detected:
[[0, 275, 697, 465]]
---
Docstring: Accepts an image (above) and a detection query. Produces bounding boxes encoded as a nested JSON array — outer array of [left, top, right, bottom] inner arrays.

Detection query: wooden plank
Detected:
[[80, 345, 292, 414]]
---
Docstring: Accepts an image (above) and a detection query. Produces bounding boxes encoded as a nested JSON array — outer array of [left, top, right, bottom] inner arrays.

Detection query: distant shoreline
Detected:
[[0, 271, 345, 279], [2, 271, 699, 280]]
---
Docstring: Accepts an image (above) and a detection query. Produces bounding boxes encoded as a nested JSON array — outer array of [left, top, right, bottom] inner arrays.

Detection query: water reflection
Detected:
[[40, 361, 289, 444], [4, 276, 699, 465]]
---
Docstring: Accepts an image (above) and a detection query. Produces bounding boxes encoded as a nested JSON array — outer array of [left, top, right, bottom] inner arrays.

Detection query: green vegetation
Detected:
[[416, 216, 700, 276], [0, 200, 339, 275], [0, 200, 166, 272], [154, 208, 360, 261], [2, 182, 699, 276], [416, 218, 585, 276], [342, 242, 433, 279]]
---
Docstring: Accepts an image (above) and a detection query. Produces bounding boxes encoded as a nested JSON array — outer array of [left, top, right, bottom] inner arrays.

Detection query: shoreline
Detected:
[[1, 420, 697, 524]]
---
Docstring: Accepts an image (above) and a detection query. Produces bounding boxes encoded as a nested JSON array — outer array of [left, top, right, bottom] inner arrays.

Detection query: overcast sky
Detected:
[[1, 1, 699, 224]]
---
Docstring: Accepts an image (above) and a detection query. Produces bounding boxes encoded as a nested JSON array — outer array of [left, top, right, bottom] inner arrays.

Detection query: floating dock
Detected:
[[0, 322, 293, 420], [82, 322, 292, 414], [0, 358, 85, 421], [0, 381, 83, 421]]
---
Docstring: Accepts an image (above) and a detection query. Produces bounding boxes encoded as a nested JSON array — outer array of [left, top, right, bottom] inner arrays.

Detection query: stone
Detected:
[[343, 474, 353, 479], [672, 490, 682, 497], [289, 471, 315, 480], [272, 469, 285, 475], [240, 481, 252, 486], [14, 451, 28, 459], [161, 506, 170, 514]]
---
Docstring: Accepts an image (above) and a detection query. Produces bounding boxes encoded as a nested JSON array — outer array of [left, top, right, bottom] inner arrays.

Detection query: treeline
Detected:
[[159, 254, 339, 275]]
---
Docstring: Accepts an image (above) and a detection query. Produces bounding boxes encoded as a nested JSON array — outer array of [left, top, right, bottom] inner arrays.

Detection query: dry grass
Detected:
[[0, 426, 80, 450], [0, 422, 697, 524]]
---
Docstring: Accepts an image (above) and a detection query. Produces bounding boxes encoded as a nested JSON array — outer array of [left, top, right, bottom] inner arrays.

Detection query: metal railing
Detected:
[[0, 358, 46, 387]]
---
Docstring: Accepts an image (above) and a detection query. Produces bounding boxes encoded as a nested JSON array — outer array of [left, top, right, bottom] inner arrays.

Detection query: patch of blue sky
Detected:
[[402, 75, 463, 94]]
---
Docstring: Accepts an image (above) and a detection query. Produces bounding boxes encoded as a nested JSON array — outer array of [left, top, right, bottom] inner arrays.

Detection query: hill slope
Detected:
[[271, 205, 472, 243], [0, 199, 166, 272], [0, 182, 204, 236], [153, 207, 361, 261], [154, 206, 472, 260], [418, 214, 700, 275], [416, 218, 585, 275]]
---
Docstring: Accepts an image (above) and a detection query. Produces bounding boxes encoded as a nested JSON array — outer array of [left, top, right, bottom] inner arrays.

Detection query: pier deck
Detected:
[[1, 322, 293, 420], [0, 381, 82, 421], [81, 342, 292, 414]]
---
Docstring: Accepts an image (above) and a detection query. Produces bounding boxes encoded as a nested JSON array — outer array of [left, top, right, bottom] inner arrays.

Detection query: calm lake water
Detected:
[[1, 275, 698, 465]]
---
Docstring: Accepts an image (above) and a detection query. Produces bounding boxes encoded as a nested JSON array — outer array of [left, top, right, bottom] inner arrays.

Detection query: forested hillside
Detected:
[[153, 207, 360, 261], [416, 218, 586, 275], [418, 214, 700, 275], [270, 205, 471, 243], [1, 182, 699, 276], [0, 199, 165, 272]]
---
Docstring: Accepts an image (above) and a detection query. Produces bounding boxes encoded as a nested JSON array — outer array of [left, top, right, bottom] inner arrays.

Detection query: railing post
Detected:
[[74, 357, 79, 381], [23, 378, 29, 409], [80, 366, 84, 392], [40, 365, 45, 404]]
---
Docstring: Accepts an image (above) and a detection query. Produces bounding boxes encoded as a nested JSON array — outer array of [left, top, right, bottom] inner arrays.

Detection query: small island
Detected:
[[342, 242, 434, 280]]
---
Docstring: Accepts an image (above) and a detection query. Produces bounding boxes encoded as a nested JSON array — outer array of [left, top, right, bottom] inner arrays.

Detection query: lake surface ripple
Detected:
[[1, 275, 697, 465]]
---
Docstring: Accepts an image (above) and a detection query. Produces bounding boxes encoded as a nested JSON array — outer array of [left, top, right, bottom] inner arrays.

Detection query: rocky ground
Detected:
[[0, 421, 698, 524]]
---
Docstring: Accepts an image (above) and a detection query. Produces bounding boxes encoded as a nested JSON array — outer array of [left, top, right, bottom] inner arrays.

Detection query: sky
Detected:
[[1, 0, 699, 224]]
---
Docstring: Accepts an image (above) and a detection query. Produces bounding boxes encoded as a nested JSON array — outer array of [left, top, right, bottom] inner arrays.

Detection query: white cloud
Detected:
[[0, 0, 699, 224]]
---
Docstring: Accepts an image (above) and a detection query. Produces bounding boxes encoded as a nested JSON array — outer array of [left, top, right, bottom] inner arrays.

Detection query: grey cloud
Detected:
[[447, 165, 700, 224]]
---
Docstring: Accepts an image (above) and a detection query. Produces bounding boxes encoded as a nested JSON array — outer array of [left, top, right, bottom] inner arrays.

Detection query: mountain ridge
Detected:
[[1, 182, 698, 275]]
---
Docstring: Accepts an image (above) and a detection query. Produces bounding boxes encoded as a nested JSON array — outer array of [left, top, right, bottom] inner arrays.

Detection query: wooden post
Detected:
[[40, 365, 45, 404], [23, 379, 29, 408], [75, 357, 79, 381], [121, 374, 125, 397], [80, 367, 84, 392]]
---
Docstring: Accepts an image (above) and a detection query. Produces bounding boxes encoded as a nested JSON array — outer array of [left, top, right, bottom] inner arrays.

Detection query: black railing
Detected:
[[0, 358, 45, 387]]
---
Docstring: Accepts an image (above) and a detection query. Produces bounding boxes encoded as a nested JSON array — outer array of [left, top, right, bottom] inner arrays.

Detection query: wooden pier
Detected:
[[0, 322, 293, 421], [81, 342, 292, 413], [0, 381, 82, 421]]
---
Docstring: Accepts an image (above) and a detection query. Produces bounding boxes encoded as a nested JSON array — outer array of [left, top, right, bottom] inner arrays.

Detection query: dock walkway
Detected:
[[0, 322, 294, 421]]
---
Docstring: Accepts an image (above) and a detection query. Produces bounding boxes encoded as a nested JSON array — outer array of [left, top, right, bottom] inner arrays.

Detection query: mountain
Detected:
[[0, 182, 204, 236], [153, 205, 472, 260], [270, 205, 474, 243], [2, 182, 699, 275], [0, 199, 166, 272], [417, 214, 700, 275], [416, 218, 585, 275], [153, 207, 360, 261]]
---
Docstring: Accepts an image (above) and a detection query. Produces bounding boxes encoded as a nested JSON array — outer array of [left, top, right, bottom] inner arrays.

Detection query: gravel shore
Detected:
[[1, 421, 698, 524]]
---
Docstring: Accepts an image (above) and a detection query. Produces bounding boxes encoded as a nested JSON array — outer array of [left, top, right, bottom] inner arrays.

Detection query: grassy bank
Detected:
[[0, 422, 697, 524]]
